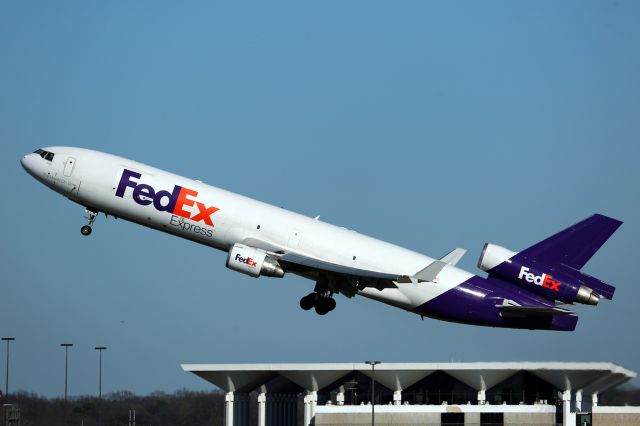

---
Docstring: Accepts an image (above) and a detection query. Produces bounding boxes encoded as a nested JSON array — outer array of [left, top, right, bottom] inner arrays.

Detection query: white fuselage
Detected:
[[21, 147, 474, 314]]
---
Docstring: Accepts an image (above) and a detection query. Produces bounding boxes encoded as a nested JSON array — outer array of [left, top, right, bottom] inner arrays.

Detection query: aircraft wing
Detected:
[[278, 252, 409, 285], [241, 236, 486, 291], [241, 236, 408, 288], [242, 236, 468, 289]]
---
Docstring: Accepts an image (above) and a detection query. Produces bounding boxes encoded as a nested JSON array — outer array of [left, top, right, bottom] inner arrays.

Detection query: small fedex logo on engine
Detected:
[[115, 169, 219, 226], [235, 253, 257, 267], [518, 266, 560, 292]]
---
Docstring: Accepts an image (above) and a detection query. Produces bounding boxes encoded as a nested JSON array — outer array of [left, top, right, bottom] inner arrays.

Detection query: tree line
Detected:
[[1, 389, 225, 426], [1, 385, 639, 426]]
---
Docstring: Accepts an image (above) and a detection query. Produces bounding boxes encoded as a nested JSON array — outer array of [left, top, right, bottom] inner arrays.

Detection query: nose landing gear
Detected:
[[299, 292, 336, 315], [80, 209, 98, 236]]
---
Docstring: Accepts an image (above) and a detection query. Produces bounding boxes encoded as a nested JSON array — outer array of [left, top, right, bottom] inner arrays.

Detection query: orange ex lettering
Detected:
[[174, 187, 198, 219]]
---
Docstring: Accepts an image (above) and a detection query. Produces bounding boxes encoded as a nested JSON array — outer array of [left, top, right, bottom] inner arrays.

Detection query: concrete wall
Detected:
[[315, 412, 441, 425], [593, 413, 640, 425], [315, 411, 557, 425], [465, 412, 480, 425], [593, 406, 640, 426], [314, 404, 558, 425], [504, 412, 555, 425]]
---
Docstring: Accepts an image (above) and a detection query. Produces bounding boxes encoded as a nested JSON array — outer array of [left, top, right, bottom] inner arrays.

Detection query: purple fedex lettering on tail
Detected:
[[115, 169, 219, 226]]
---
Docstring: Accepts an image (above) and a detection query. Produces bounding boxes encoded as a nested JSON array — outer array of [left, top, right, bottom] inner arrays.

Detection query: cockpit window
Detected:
[[33, 149, 55, 161]]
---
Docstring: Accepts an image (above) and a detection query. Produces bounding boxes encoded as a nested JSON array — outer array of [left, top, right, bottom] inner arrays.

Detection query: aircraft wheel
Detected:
[[300, 293, 316, 311], [315, 303, 329, 315], [81, 225, 92, 236], [326, 297, 336, 312], [315, 297, 333, 315]]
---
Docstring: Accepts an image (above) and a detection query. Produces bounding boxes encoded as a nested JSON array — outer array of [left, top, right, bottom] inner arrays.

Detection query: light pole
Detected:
[[95, 347, 107, 399], [2, 337, 15, 399], [365, 361, 381, 426], [61, 343, 73, 402]]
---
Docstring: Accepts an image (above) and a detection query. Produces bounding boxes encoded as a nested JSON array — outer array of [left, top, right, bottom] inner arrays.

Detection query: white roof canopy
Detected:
[[182, 362, 636, 394]]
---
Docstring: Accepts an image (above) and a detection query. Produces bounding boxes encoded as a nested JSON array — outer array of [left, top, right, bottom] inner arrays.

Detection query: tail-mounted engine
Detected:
[[226, 243, 285, 278], [478, 243, 613, 305]]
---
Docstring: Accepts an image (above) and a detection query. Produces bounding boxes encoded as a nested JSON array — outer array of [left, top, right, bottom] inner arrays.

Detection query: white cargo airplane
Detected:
[[21, 147, 622, 331]]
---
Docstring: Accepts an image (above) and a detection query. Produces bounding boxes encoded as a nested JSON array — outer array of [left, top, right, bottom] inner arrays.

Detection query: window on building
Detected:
[[441, 412, 464, 426], [481, 412, 504, 426]]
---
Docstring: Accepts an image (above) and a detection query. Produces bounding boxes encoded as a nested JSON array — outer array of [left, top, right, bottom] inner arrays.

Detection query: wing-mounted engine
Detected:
[[226, 243, 285, 278], [478, 243, 613, 305]]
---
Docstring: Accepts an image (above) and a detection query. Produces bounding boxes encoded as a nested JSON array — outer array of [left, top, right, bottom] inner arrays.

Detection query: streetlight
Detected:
[[95, 347, 107, 399], [2, 337, 15, 399], [365, 361, 381, 426], [60, 343, 73, 402]]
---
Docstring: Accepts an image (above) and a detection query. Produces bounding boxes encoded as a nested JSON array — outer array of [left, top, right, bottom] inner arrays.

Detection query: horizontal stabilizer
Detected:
[[441, 248, 467, 266], [413, 248, 467, 282], [498, 304, 575, 319], [414, 261, 446, 282]]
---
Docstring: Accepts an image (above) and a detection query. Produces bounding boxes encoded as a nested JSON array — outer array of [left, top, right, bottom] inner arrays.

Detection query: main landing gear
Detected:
[[299, 292, 336, 316], [80, 208, 98, 236]]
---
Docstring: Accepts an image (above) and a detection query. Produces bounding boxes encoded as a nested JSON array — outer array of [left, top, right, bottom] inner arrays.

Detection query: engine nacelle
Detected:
[[478, 243, 518, 272], [478, 243, 600, 305], [226, 243, 285, 278]]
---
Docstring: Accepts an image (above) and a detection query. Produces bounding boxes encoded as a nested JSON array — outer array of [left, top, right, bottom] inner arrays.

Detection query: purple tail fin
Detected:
[[517, 214, 622, 270], [515, 214, 622, 300]]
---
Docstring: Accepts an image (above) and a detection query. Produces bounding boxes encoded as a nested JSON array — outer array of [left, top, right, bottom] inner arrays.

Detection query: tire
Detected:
[[299, 294, 316, 311], [315, 297, 333, 315], [315, 304, 329, 315], [81, 225, 92, 236], [327, 297, 336, 311]]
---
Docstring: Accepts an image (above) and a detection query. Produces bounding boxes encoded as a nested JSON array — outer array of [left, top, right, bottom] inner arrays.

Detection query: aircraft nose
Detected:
[[20, 154, 35, 174]]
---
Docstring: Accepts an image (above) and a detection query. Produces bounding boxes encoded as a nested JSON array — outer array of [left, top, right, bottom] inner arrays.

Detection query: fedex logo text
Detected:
[[235, 253, 257, 267], [116, 169, 219, 226], [518, 266, 560, 292]]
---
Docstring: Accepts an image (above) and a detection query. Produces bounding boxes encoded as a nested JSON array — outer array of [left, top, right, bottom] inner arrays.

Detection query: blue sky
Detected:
[[1, 1, 639, 397]]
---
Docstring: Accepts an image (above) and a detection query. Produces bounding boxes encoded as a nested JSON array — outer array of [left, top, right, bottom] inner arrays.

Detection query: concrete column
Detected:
[[393, 390, 402, 405], [304, 391, 318, 426], [575, 390, 582, 413], [562, 390, 575, 426], [336, 391, 345, 406], [258, 391, 266, 426], [592, 393, 598, 407], [225, 391, 234, 426], [309, 390, 318, 420], [477, 390, 486, 405], [303, 394, 311, 426]]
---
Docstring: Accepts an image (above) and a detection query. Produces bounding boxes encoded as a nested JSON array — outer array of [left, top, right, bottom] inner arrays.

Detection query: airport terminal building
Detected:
[[182, 362, 638, 426]]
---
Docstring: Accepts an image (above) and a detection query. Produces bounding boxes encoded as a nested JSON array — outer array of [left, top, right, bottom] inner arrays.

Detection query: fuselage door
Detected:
[[63, 157, 76, 177]]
